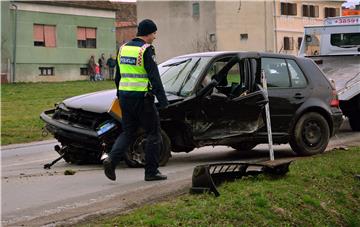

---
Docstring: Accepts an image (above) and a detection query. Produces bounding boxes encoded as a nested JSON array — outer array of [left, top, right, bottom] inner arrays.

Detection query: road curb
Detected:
[[326, 132, 360, 151], [1, 139, 57, 151]]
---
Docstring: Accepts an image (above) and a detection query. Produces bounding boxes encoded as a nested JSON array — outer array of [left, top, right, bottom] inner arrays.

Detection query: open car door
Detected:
[[191, 53, 268, 140]]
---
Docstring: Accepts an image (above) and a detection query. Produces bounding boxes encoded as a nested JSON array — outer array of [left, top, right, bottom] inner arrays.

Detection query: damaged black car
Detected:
[[40, 52, 343, 167]]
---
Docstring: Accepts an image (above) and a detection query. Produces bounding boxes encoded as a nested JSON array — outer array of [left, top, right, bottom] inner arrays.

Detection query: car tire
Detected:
[[231, 142, 257, 151], [290, 112, 330, 156], [125, 130, 171, 168]]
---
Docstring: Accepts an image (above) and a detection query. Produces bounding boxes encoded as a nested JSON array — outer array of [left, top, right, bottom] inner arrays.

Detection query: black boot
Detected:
[[145, 171, 167, 181], [103, 157, 116, 181]]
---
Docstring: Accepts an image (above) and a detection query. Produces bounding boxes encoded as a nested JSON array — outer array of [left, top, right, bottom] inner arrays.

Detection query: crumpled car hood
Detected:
[[63, 89, 183, 113]]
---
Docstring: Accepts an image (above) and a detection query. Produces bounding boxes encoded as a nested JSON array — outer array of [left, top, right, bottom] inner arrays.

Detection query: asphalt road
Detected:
[[1, 121, 360, 226]]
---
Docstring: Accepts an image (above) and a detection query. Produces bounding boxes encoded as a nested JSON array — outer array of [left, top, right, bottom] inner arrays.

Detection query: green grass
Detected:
[[85, 147, 360, 226], [1, 80, 115, 145], [227, 73, 241, 84]]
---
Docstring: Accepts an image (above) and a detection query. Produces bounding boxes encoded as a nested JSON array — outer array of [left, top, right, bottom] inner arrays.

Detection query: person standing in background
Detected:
[[98, 53, 106, 79], [88, 55, 96, 81], [95, 63, 103, 81], [106, 54, 117, 80]]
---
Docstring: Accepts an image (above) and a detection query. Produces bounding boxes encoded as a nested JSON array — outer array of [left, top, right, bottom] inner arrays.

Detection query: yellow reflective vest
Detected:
[[117, 44, 151, 92]]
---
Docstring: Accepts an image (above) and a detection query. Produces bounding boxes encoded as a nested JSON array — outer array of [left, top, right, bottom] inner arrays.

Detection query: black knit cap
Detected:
[[137, 19, 157, 36]]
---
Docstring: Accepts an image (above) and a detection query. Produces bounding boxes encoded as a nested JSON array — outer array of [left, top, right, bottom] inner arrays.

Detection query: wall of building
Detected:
[[7, 3, 116, 82], [136, 0, 344, 61], [1, 1, 13, 83], [274, 0, 343, 55], [114, 3, 137, 47], [116, 25, 137, 46], [215, 1, 274, 53], [137, 1, 216, 63]]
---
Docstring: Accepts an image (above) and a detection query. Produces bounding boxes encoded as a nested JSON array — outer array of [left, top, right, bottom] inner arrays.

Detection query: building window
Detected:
[[298, 37, 303, 49], [325, 7, 340, 18], [209, 33, 216, 42], [280, 2, 297, 16], [284, 37, 294, 50], [302, 5, 319, 18], [33, 24, 56, 47], [39, 67, 54, 76], [80, 67, 88, 76], [240, 33, 248, 41], [192, 2, 200, 17], [77, 27, 97, 48]]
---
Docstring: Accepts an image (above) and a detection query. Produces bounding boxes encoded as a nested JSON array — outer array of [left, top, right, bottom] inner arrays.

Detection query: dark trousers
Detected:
[[108, 67, 115, 80], [109, 94, 162, 176]]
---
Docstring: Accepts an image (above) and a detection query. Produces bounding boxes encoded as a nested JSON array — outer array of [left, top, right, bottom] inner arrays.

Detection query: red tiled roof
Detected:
[[19, 1, 130, 10]]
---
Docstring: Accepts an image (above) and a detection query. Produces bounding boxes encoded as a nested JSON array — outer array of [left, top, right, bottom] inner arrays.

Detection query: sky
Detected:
[[343, 0, 360, 8]]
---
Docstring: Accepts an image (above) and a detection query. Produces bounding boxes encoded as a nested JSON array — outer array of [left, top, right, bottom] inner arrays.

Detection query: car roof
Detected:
[[174, 51, 304, 61]]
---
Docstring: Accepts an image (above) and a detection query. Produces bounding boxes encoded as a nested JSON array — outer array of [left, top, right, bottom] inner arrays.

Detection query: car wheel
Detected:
[[231, 142, 257, 151], [125, 130, 171, 168], [290, 112, 330, 156]]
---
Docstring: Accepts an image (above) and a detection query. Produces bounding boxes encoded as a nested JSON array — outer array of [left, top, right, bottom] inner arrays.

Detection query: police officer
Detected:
[[103, 19, 169, 181]]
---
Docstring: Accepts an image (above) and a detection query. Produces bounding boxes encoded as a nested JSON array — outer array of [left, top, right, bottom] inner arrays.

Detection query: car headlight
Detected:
[[57, 103, 70, 111]]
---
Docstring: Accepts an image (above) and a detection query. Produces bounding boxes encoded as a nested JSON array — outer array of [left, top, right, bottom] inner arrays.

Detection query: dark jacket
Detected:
[[88, 57, 96, 76], [115, 38, 169, 108], [106, 58, 117, 68]]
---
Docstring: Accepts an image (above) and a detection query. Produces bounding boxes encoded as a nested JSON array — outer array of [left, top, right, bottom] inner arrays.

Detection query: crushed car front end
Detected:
[[40, 90, 121, 164], [40, 89, 185, 165]]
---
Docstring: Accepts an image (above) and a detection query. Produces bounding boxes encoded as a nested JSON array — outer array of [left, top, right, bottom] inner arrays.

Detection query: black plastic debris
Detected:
[[190, 159, 293, 197], [44, 145, 68, 169]]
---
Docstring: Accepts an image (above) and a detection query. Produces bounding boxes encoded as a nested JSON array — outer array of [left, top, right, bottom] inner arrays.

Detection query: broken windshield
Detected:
[[159, 57, 211, 97]]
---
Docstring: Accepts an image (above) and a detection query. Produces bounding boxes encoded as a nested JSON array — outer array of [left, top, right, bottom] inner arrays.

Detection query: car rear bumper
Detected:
[[331, 110, 343, 136]]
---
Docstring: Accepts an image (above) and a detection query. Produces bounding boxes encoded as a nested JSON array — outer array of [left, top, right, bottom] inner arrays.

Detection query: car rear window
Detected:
[[287, 59, 307, 88]]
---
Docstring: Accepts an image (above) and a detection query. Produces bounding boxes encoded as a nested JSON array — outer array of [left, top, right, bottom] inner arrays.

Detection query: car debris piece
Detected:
[[43, 145, 68, 169], [190, 159, 293, 197], [64, 169, 76, 175], [331, 146, 349, 151]]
